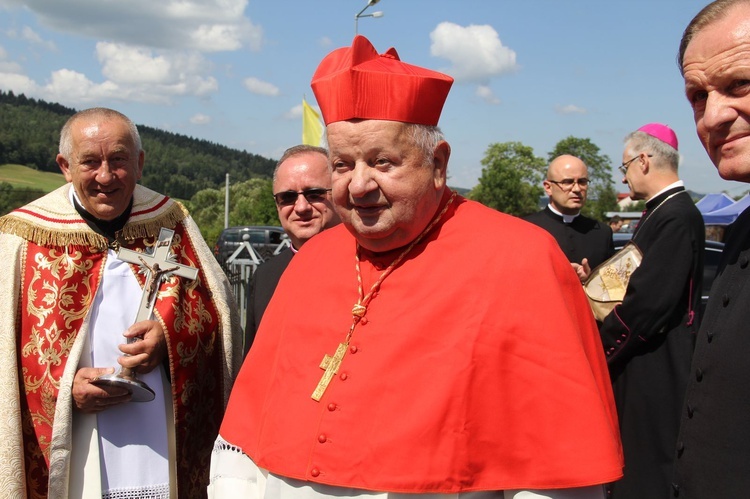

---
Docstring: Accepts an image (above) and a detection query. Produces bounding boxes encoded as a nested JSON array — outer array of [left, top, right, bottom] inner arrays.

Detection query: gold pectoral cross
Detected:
[[312, 343, 348, 401]]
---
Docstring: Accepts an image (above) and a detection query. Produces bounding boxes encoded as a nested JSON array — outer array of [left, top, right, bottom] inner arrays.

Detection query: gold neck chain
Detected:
[[311, 190, 458, 401]]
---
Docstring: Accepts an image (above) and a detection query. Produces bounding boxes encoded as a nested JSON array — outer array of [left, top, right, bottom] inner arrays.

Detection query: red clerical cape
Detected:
[[221, 193, 623, 492]]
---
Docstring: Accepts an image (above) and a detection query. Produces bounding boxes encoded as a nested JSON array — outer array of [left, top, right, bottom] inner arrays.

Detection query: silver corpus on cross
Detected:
[[91, 228, 199, 402]]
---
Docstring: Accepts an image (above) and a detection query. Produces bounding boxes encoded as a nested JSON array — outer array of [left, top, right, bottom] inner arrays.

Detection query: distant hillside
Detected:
[[0, 163, 66, 191], [0, 90, 276, 200]]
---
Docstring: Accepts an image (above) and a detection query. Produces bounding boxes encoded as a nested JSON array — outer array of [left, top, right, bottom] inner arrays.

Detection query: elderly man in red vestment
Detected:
[[0, 107, 241, 498], [210, 35, 623, 499]]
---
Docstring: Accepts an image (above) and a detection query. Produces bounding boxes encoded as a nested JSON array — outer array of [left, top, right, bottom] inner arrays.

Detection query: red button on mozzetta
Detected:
[[328, 403, 337, 411], [340, 373, 348, 380], [349, 345, 358, 354], [310, 468, 320, 477], [318, 434, 327, 443]]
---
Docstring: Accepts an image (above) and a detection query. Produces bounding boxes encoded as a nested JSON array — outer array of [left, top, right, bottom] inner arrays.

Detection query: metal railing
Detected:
[[223, 238, 291, 329]]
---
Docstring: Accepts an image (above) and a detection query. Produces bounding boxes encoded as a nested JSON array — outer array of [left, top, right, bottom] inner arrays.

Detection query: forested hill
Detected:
[[0, 90, 276, 199]]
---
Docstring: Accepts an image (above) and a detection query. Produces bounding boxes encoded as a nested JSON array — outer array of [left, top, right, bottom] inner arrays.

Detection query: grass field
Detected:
[[0, 164, 67, 192]]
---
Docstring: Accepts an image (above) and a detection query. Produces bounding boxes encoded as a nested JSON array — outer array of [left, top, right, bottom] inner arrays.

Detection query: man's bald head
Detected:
[[543, 155, 590, 216]]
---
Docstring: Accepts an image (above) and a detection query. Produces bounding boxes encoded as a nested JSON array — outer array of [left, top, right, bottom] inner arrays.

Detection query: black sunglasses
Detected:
[[273, 188, 331, 206]]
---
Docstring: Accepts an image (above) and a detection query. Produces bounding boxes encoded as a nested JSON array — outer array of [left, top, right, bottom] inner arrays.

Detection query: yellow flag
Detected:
[[302, 99, 324, 146]]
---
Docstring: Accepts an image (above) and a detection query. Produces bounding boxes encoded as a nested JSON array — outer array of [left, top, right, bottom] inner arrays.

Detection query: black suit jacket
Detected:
[[523, 206, 614, 269], [672, 207, 750, 498], [244, 247, 294, 355]]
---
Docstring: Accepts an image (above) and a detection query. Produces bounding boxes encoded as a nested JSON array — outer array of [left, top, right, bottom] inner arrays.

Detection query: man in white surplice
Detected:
[[0, 107, 241, 498]]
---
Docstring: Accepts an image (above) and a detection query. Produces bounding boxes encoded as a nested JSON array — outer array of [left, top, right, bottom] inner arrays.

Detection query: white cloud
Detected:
[[319, 37, 333, 48], [0, 58, 218, 106], [476, 85, 500, 105], [243, 76, 279, 97], [0, 72, 38, 94], [21, 26, 57, 50], [285, 104, 303, 120], [97, 43, 172, 84], [190, 113, 212, 125], [555, 104, 587, 115], [0, 45, 22, 73], [5, 25, 57, 50], [93, 42, 218, 101], [6, 0, 262, 53], [191, 24, 243, 52], [430, 22, 518, 83], [44, 69, 120, 103], [0, 1, 257, 106]]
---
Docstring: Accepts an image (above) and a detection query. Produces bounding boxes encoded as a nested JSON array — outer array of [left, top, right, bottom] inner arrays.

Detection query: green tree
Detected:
[[0, 182, 45, 216], [186, 178, 279, 247], [547, 136, 619, 221], [469, 142, 546, 216], [231, 178, 278, 227], [622, 200, 646, 212]]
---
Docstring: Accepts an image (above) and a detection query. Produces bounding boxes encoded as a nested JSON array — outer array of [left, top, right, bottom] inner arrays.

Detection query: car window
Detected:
[[269, 231, 283, 244], [247, 231, 265, 244]]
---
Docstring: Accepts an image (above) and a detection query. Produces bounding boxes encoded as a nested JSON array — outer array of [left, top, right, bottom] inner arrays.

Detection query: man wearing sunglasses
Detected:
[[244, 145, 340, 353], [599, 123, 704, 499], [524, 155, 615, 282]]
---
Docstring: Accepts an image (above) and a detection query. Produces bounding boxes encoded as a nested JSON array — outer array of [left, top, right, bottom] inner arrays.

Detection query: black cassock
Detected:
[[244, 246, 294, 355], [523, 206, 614, 269], [672, 207, 750, 498], [600, 187, 705, 499]]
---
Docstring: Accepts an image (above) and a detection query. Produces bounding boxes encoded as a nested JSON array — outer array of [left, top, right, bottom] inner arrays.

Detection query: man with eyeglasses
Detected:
[[524, 155, 614, 282], [244, 144, 340, 353], [599, 123, 704, 499]]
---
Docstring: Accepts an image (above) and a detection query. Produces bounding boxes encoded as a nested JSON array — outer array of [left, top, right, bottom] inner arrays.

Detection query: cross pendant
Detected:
[[311, 342, 348, 401]]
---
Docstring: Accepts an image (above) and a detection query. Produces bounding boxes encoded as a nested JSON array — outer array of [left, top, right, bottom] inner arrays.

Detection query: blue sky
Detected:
[[0, 0, 743, 196]]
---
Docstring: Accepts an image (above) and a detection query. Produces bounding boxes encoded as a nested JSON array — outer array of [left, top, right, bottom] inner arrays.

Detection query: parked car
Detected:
[[613, 232, 724, 313], [213, 226, 287, 266]]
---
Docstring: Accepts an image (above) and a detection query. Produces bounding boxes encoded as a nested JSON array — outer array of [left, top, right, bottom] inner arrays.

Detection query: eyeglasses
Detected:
[[273, 188, 332, 206], [618, 154, 653, 176], [547, 178, 590, 191]]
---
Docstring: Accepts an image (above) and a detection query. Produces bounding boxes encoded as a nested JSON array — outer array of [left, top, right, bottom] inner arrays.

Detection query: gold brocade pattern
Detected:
[[0, 184, 239, 498], [19, 243, 104, 497]]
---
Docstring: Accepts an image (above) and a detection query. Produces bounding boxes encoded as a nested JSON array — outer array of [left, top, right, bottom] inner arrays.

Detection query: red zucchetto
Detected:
[[311, 35, 454, 126]]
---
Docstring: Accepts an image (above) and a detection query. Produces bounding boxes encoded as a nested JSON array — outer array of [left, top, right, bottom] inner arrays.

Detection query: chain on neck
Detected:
[[344, 191, 458, 344], [634, 190, 685, 240]]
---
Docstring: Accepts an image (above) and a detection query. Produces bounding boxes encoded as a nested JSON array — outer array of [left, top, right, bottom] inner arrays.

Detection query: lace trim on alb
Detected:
[[103, 483, 169, 499], [213, 434, 246, 454]]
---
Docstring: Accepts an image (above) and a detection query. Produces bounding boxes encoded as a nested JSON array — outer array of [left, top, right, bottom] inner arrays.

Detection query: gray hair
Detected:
[[273, 144, 329, 184], [59, 107, 142, 159], [624, 131, 680, 171], [406, 123, 446, 167], [678, 0, 750, 75]]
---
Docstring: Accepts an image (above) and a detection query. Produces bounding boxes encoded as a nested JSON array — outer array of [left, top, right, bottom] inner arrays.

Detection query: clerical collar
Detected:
[[547, 204, 579, 224], [646, 180, 685, 209], [69, 188, 133, 245]]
